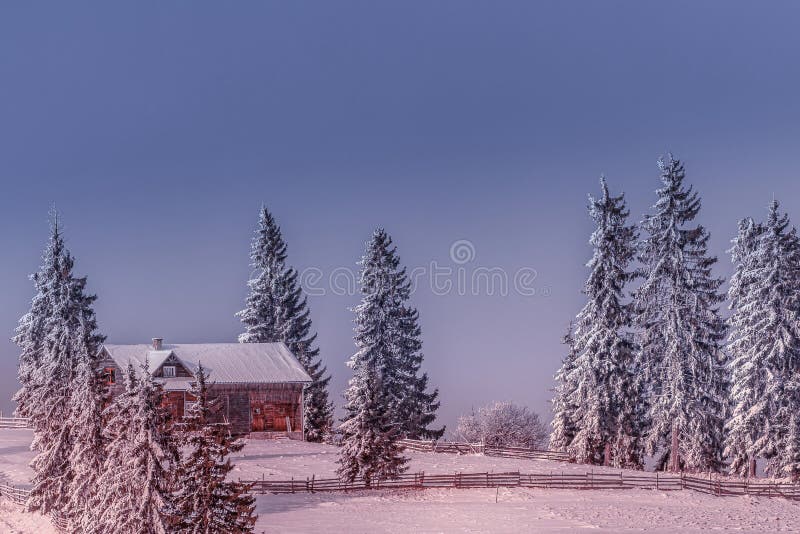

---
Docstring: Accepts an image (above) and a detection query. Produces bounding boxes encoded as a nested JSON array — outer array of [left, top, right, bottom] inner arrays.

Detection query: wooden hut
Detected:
[[98, 338, 312, 438]]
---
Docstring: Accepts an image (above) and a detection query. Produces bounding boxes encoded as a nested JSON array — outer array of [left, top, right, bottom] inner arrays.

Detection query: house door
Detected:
[[251, 400, 266, 431]]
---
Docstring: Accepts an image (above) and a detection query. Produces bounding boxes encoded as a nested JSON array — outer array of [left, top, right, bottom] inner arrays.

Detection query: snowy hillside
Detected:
[[3, 429, 800, 532]]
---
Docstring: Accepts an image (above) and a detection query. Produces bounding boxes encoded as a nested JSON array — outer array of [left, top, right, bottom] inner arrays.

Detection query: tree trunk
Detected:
[[670, 422, 680, 472], [749, 456, 756, 478], [603, 442, 611, 467]]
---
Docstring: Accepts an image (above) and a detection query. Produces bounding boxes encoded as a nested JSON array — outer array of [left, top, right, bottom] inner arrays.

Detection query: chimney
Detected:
[[152, 338, 163, 350]]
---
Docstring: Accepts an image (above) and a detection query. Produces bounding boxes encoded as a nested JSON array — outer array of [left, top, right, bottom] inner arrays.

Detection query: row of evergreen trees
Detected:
[[552, 155, 800, 478], [14, 214, 256, 532]]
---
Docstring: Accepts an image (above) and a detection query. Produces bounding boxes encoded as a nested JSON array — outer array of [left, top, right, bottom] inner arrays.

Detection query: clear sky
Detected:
[[2, 2, 800, 431]]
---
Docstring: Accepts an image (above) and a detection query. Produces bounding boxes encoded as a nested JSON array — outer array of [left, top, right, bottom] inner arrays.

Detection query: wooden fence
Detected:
[[398, 438, 573, 462], [242, 469, 800, 501], [0, 483, 68, 531], [0, 412, 30, 429]]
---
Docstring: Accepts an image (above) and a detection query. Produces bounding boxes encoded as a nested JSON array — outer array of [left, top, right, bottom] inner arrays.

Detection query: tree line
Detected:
[[551, 154, 800, 479], [13, 206, 444, 530]]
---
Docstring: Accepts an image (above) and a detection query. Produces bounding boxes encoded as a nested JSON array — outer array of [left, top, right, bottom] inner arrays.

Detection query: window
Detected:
[[103, 367, 116, 385], [162, 366, 176, 378]]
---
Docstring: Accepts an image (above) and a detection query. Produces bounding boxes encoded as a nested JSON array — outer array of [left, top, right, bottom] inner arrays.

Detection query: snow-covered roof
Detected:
[[100, 342, 312, 384]]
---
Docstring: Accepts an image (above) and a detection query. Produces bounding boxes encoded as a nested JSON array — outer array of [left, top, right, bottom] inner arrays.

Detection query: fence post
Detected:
[[656, 472, 659, 491]]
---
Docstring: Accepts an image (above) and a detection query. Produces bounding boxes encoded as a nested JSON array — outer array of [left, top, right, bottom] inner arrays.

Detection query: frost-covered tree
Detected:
[[175, 364, 257, 534], [338, 369, 406, 486], [725, 201, 800, 477], [64, 321, 106, 530], [85, 364, 139, 534], [782, 413, 800, 481], [724, 217, 766, 476], [566, 177, 643, 468], [634, 155, 728, 472], [456, 402, 548, 448], [237, 206, 333, 441], [338, 230, 415, 484], [393, 304, 444, 440], [346, 229, 442, 439], [17, 212, 105, 515], [550, 323, 579, 452], [89, 361, 178, 534]]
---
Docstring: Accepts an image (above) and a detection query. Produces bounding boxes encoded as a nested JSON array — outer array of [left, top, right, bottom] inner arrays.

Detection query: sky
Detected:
[[2, 2, 800, 431]]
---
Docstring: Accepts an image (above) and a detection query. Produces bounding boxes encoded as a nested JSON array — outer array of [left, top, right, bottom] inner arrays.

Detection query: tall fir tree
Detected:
[[338, 229, 413, 484], [550, 323, 579, 452], [724, 216, 767, 476], [89, 361, 178, 534], [64, 320, 106, 530], [175, 364, 257, 533], [87, 364, 139, 534], [725, 201, 800, 477], [16, 212, 105, 514], [237, 206, 333, 441], [564, 178, 643, 468], [634, 155, 728, 472]]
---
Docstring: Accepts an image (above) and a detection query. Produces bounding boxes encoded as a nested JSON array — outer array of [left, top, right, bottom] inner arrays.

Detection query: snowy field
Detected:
[[3, 428, 800, 533]]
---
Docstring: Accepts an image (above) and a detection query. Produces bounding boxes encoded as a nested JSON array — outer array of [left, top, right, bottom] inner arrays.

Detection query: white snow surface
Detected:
[[3, 429, 800, 533], [0, 501, 56, 534]]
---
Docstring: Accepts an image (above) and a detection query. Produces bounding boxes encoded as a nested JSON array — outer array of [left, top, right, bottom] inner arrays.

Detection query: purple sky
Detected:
[[2, 2, 800, 431]]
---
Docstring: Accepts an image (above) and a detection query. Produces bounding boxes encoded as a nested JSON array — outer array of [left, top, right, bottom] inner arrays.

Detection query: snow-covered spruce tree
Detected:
[[782, 412, 800, 481], [550, 323, 579, 452], [175, 364, 257, 533], [393, 304, 444, 440], [724, 216, 767, 476], [338, 368, 407, 486], [725, 201, 800, 477], [634, 155, 728, 472], [566, 177, 642, 468], [90, 360, 178, 534], [353, 229, 441, 439], [86, 364, 139, 533], [338, 230, 412, 485], [18, 212, 105, 515], [237, 206, 333, 441], [64, 321, 106, 530]]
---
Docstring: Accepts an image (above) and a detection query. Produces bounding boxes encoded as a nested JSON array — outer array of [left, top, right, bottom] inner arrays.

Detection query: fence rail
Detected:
[[0, 413, 30, 429], [0, 483, 68, 531], [242, 470, 800, 501], [398, 438, 573, 462]]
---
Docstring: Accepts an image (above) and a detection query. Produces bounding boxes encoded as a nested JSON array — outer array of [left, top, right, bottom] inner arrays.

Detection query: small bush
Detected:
[[455, 401, 548, 449]]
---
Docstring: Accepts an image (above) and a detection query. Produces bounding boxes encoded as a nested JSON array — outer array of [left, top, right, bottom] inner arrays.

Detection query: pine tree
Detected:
[[393, 305, 444, 440], [338, 229, 411, 484], [781, 412, 800, 481], [724, 217, 767, 476], [85, 364, 139, 534], [338, 368, 407, 486], [550, 323, 579, 452], [90, 361, 177, 534], [237, 206, 333, 441], [565, 177, 642, 467], [175, 365, 257, 533], [725, 201, 800, 477], [634, 155, 728, 472], [64, 321, 106, 530], [18, 211, 105, 514]]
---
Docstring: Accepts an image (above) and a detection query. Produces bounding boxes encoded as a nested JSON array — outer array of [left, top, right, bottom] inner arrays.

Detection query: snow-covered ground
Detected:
[[253, 487, 800, 533], [230, 438, 602, 480], [3, 428, 800, 533], [0, 428, 34, 486], [0, 500, 56, 534]]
